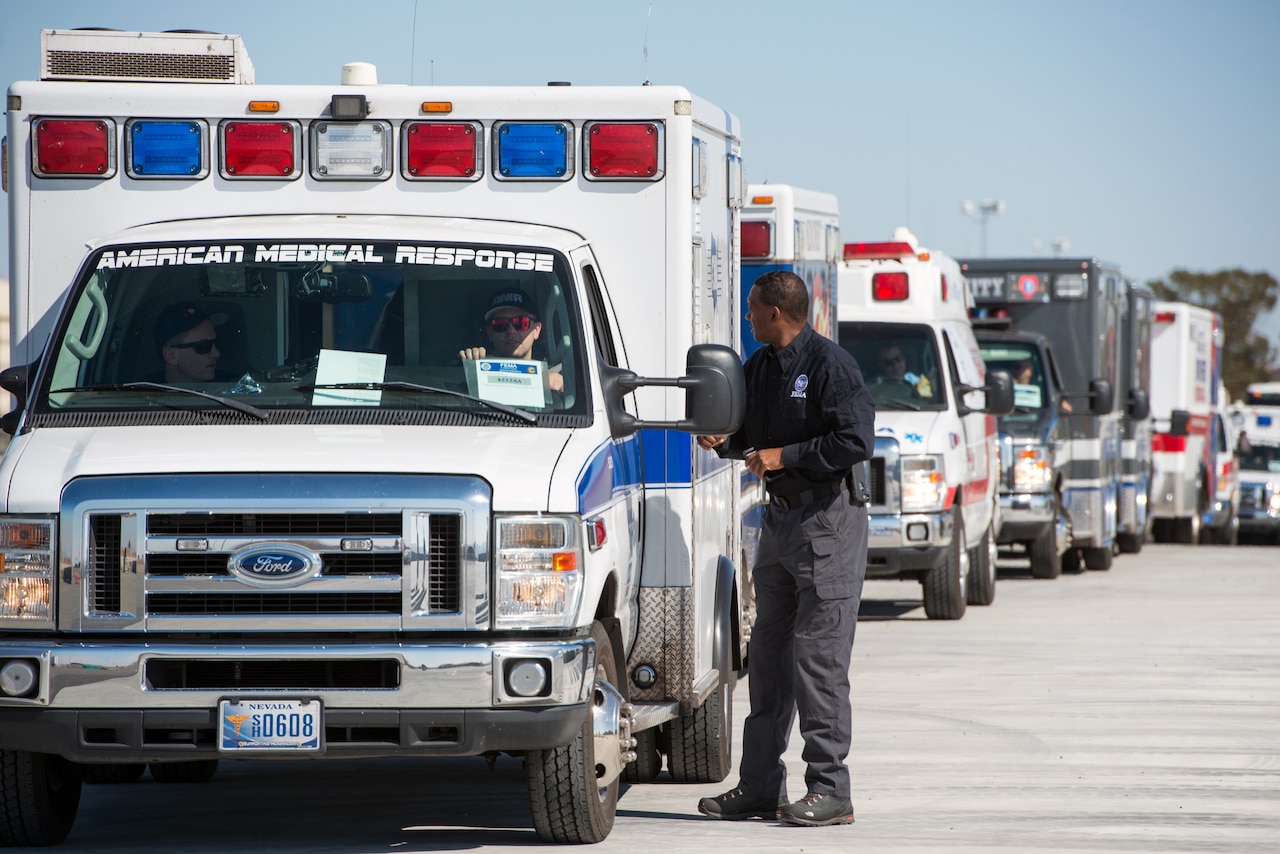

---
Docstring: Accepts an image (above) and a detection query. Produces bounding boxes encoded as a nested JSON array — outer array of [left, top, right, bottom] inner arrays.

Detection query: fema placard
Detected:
[[463, 358, 550, 408]]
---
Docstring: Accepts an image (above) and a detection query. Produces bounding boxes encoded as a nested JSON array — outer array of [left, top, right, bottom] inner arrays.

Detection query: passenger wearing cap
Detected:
[[154, 303, 223, 383], [459, 290, 564, 393]]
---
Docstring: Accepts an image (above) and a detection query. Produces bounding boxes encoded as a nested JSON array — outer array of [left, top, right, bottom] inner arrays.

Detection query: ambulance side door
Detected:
[[942, 324, 995, 541]]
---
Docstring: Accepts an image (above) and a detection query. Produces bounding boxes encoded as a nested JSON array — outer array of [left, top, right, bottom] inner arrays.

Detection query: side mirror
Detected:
[[1170, 409, 1191, 436], [0, 364, 34, 436], [599, 344, 745, 439], [1126, 388, 1150, 421], [1088, 378, 1114, 415], [982, 369, 1015, 416]]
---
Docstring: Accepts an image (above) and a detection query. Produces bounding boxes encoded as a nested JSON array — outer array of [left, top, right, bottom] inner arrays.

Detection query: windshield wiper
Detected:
[[50, 383, 270, 421], [877, 399, 923, 411], [296, 382, 538, 424]]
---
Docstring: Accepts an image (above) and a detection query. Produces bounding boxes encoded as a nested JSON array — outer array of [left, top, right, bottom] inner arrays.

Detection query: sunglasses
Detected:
[[489, 316, 534, 333], [880, 353, 905, 366], [169, 338, 218, 355]]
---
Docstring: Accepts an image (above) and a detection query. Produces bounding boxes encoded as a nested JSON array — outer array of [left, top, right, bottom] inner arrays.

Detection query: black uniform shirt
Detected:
[[724, 325, 876, 497]]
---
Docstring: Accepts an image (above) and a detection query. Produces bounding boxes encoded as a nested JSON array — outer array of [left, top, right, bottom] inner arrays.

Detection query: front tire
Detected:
[[1083, 545, 1113, 570], [923, 506, 967, 620], [0, 751, 82, 847], [966, 524, 997, 606], [527, 622, 619, 844]]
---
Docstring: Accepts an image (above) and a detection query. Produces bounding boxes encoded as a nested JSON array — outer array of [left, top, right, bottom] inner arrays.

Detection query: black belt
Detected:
[[768, 480, 845, 511]]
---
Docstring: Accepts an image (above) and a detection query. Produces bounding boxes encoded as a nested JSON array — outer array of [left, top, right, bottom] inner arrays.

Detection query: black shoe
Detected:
[[778, 792, 855, 826], [697, 787, 784, 821]]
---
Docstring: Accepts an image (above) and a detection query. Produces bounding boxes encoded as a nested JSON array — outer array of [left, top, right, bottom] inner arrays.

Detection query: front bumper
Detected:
[[997, 492, 1054, 543], [866, 510, 953, 578], [0, 638, 593, 760]]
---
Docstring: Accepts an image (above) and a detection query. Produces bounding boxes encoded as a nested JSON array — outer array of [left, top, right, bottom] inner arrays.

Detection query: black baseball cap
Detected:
[[155, 303, 226, 349], [484, 289, 538, 320]]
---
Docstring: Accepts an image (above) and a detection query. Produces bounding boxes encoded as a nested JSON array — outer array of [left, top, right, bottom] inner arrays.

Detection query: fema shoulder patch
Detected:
[[791, 374, 808, 399]]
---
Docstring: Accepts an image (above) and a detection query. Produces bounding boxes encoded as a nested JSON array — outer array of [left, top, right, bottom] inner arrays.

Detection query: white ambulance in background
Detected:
[[836, 228, 1013, 619], [1235, 382, 1280, 543], [1148, 301, 1236, 544], [0, 29, 750, 845]]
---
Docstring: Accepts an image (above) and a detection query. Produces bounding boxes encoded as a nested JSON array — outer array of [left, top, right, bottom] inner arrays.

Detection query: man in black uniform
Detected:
[[696, 270, 875, 827]]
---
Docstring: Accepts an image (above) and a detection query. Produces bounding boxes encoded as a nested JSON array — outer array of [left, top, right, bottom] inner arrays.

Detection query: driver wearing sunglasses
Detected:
[[459, 289, 564, 393], [154, 302, 225, 383]]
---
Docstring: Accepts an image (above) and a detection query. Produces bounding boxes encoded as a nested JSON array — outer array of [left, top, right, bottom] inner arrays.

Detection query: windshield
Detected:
[[839, 322, 946, 411], [979, 341, 1047, 417], [1240, 445, 1280, 473], [37, 240, 588, 425]]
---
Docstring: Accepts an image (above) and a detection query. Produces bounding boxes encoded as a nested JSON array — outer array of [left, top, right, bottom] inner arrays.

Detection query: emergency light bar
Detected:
[[844, 241, 915, 260], [220, 120, 300, 179], [126, 119, 208, 178], [1154, 311, 1176, 324], [403, 122, 482, 179], [32, 118, 116, 177], [583, 122, 663, 180], [494, 122, 572, 180], [742, 222, 772, 258]]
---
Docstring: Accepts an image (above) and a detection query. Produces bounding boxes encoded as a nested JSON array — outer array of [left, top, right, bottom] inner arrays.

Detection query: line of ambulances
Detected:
[[0, 27, 1260, 849]]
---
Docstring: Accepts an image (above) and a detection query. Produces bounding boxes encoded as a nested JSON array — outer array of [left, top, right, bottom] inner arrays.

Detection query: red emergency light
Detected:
[[33, 119, 114, 177], [1154, 311, 1176, 324], [404, 122, 480, 179], [873, 271, 909, 301], [844, 241, 915, 261], [584, 122, 662, 180], [221, 121, 298, 178], [1151, 433, 1187, 453], [742, 222, 772, 258], [940, 274, 949, 302]]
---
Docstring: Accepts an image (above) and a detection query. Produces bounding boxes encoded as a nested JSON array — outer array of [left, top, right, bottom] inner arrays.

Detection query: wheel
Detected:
[[0, 750, 82, 847], [1029, 529, 1062, 579], [1116, 532, 1143, 554], [667, 676, 732, 783], [1083, 546, 1113, 570], [148, 759, 219, 783], [621, 726, 663, 783], [1151, 518, 1172, 544], [1209, 513, 1239, 546], [527, 621, 619, 843], [923, 506, 967, 619], [966, 524, 997, 606], [1173, 513, 1201, 545], [79, 762, 146, 784], [1061, 547, 1081, 574]]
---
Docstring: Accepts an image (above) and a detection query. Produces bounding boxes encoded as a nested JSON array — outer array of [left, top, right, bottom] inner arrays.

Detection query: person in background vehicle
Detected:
[[695, 270, 875, 828], [458, 289, 564, 392], [154, 303, 224, 384], [871, 342, 931, 398]]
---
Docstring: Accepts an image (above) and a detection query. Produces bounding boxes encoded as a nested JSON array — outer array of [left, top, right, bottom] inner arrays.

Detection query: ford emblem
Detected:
[[227, 544, 320, 588]]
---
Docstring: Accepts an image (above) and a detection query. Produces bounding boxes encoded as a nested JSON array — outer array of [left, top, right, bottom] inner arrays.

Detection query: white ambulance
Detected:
[[1148, 301, 1235, 544], [836, 228, 1012, 619], [0, 29, 750, 845], [1234, 382, 1280, 543]]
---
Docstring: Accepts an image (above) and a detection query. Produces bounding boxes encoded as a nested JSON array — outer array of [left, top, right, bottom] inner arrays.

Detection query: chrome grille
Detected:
[[63, 474, 488, 633]]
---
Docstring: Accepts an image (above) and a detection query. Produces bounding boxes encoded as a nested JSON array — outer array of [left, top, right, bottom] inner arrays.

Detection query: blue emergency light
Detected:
[[126, 120, 206, 178], [495, 122, 572, 179], [1259, 415, 1273, 428]]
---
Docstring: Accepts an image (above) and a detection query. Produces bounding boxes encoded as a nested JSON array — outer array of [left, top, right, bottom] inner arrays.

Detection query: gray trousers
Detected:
[[737, 490, 868, 799]]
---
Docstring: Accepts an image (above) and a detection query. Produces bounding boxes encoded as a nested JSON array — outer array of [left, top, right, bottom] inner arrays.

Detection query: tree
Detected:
[[1148, 268, 1279, 401]]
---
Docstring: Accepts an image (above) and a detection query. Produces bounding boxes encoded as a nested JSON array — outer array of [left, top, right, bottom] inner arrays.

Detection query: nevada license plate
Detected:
[[219, 698, 322, 752]]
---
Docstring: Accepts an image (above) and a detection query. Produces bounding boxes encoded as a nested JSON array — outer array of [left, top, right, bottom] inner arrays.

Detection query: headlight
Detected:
[[1013, 444, 1052, 491], [1269, 493, 1280, 513], [494, 515, 583, 629], [0, 518, 57, 627], [901, 455, 947, 512]]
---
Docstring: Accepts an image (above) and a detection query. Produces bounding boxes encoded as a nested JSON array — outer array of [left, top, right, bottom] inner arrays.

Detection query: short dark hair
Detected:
[[751, 270, 809, 323]]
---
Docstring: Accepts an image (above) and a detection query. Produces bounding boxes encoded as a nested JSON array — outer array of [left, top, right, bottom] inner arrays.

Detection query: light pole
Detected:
[[961, 199, 1005, 257]]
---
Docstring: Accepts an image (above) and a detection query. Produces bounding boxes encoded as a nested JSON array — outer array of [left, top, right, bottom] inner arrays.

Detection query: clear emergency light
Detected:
[[873, 272, 909, 301], [494, 122, 573, 180], [742, 222, 772, 258], [310, 120, 392, 180], [583, 121, 663, 180], [403, 121, 482, 180], [220, 120, 301, 179], [1052, 274, 1087, 300], [32, 118, 116, 177], [125, 119, 208, 178]]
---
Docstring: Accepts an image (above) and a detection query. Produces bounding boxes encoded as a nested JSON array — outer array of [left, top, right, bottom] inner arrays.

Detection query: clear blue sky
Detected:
[[4, 0, 1279, 337]]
